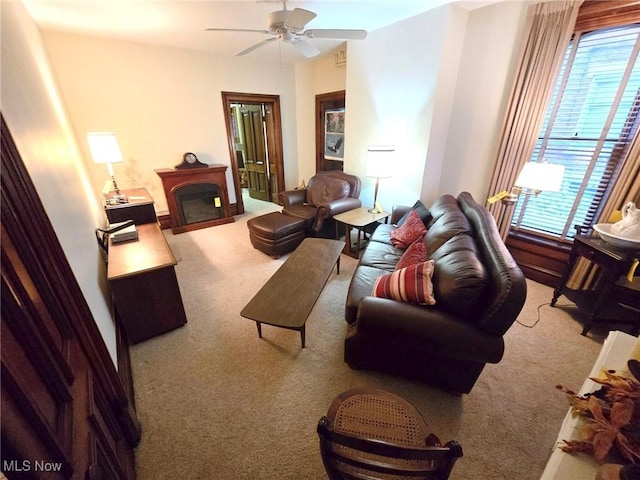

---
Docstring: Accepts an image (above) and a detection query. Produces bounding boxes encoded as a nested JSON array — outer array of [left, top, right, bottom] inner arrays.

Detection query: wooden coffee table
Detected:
[[240, 237, 345, 348]]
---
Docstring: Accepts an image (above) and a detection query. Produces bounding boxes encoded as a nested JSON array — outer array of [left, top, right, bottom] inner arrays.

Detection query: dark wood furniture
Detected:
[[155, 165, 234, 234], [1, 116, 140, 479], [105, 187, 157, 224], [240, 238, 344, 348], [317, 388, 463, 480], [333, 207, 390, 259], [108, 223, 187, 343], [551, 233, 640, 335]]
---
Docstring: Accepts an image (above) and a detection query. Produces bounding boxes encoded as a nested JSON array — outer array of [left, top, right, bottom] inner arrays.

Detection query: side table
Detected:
[[105, 187, 157, 225], [333, 207, 390, 258], [551, 234, 640, 335]]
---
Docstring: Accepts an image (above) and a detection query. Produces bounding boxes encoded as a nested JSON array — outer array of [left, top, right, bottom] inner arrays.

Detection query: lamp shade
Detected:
[[365, 145, 395, 178], [86, 132, 123, 165], [514, 162, 564, 192]]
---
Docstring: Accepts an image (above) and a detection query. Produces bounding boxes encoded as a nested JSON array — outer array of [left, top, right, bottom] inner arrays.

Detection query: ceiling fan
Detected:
[[205, 1, 367, 58]]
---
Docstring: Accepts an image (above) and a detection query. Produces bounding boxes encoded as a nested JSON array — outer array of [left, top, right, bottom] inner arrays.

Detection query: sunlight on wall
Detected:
[[344, 6, 450, 211], [32, 41, 104, 225]]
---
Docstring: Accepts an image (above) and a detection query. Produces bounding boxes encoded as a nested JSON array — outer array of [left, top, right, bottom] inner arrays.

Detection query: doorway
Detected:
[[222, 92, 285, 215]]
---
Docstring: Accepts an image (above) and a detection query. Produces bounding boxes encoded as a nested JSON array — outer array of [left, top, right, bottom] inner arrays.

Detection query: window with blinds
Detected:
[[511, 24, 640, 240]]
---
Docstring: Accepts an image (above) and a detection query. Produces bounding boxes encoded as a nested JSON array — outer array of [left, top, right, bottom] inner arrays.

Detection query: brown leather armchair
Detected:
[[280, 171, 361, 238]]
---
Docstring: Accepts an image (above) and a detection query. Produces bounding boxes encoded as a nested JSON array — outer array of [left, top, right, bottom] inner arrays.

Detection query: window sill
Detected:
[[505, 230, 573, 287]]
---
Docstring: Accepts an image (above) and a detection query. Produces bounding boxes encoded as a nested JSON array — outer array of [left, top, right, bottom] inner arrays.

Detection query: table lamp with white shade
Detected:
[[489, 160, 565, 240], [365, 145, 395, 214], [86, 132, 125, 203], [501, 161, 565, 206]]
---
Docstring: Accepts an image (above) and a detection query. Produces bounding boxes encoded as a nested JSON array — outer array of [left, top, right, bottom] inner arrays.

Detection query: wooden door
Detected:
[[238, 104, 270, 202], [222, 92, 285, 215], [1, 115, 140, 479], [264, 103, 281, 203]]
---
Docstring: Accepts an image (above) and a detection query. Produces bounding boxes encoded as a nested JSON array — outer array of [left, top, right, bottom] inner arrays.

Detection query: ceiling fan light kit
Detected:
[[205, 1, 367, 58]]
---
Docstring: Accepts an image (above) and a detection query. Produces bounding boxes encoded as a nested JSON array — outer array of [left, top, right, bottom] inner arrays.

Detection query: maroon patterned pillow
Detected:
[[372, 260, 436, 305], [395, 237, 427, 270], [390, 210, 427, 249]]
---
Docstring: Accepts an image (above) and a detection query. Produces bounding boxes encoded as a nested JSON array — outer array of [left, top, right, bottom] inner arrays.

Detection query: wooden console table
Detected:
[[108, 223, 187, 343], [551, 234, 640, 335]]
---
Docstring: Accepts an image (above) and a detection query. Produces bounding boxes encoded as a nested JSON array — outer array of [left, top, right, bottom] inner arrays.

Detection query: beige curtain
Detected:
[[486, 1, 582, 238], [598, 133, 640, 220]]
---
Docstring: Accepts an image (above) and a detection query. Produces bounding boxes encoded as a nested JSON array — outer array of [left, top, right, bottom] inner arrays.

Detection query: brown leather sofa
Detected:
[[344, 192, 527, 394], [280, 171, 361, 238]]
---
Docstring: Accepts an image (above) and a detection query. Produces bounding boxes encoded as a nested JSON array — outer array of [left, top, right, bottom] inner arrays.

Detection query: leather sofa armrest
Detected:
[[280, 189, 307, 207], [355, 297, 504, 363], [391, 205, 411, 225]]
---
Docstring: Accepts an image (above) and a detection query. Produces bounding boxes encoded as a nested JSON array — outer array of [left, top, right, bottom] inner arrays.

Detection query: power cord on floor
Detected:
[[516, 302, 572, 328]]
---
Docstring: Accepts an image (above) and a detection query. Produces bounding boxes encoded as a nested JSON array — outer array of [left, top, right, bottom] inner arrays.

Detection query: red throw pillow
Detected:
[[390, 210, 427, 249], [372, 260, 436, 305], [395, 237, 427, 270]]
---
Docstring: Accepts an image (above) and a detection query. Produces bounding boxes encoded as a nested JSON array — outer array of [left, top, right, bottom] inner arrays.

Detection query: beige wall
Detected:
[[41, 30, 302, 213], [344, 1, 530, 212], [441, 1, 530, 200], [345, 4, 463, 209], [295, 49, 347, 185], [1, 2, 118, 364]]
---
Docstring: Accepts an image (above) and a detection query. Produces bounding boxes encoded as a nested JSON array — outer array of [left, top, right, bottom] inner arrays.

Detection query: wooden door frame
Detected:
[[315, 90, 346, 172], [222, 92, 285, 215]]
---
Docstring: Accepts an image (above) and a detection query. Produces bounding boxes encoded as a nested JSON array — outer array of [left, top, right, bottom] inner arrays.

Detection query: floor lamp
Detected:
[[490, 161, 565, 240], [365, 145, 394, 214], [86, 132, 126, 203]]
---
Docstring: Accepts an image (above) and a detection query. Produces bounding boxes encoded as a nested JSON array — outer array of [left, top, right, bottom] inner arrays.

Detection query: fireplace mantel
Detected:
[[155, 164, 234, 234]]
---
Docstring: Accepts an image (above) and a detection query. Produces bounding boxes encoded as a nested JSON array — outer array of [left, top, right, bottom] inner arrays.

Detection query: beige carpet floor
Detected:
[[130, 193, 615, 479]]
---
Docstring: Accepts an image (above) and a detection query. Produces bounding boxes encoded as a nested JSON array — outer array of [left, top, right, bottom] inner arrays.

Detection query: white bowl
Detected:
[[593, 223, 640, 249]]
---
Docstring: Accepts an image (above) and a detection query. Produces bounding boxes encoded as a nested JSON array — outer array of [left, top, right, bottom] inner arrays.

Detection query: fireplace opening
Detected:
[[175, 183, 223, 226]]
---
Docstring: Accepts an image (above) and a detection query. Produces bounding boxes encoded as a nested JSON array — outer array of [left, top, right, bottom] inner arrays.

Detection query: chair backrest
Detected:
[[317, 416, 463, 480], [313, 171, 361, 199]]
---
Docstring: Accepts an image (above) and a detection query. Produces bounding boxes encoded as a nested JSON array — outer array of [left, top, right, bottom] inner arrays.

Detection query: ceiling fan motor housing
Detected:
[[268, 10, 292, 33]]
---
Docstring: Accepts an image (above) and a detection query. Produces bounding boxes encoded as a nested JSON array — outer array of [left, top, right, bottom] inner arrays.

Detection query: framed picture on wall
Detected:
[[324, 108, 345, 161]]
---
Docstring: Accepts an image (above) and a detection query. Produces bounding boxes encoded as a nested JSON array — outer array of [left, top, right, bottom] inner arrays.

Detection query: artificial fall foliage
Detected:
[[556, 359, 640, 470]]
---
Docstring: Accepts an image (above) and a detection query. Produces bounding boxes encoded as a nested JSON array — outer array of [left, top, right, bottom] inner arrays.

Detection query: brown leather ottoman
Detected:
[[247, 212, 306, 258]]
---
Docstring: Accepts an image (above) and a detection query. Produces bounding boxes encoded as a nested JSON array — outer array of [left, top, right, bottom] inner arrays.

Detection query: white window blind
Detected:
[[512, 24, 640, 240]]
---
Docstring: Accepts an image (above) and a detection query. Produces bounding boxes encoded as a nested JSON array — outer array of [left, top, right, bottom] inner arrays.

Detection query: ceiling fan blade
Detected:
[[236, 37, 278, 56], [284, 8, 316, 31], [206, 28, 271, 34], [303, 29, 367, 40], [290, 38, 320, 58]]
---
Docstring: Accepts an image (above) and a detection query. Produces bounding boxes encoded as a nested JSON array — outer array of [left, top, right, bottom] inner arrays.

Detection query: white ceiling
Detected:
[[24, 0, 498, 64]]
